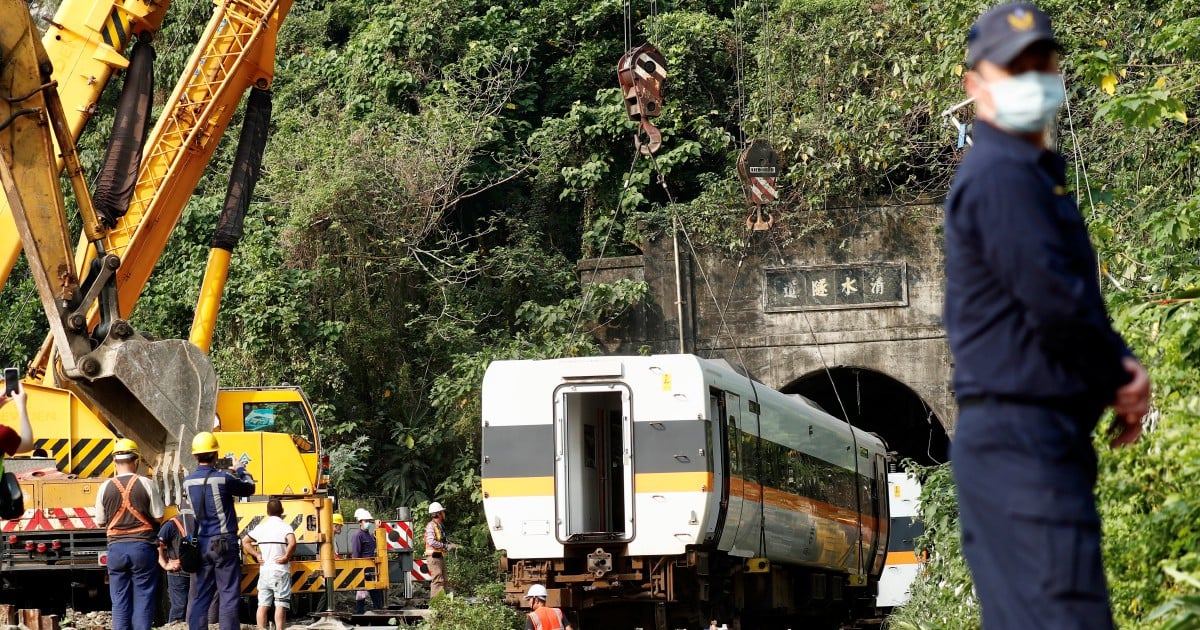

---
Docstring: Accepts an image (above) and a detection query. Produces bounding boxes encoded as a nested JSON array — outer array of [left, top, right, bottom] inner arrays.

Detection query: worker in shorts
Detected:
[[241, 498, 296, 629]]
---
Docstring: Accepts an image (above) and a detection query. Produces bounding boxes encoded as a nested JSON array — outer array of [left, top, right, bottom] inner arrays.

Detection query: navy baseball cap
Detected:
[[966, 2, 1058, 68]]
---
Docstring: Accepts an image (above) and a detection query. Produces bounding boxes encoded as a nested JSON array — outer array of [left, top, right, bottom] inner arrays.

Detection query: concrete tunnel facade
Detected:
[[578, 196, 955, 465]]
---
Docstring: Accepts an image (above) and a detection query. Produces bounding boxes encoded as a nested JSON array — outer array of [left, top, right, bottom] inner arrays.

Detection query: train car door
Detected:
[[554, 384, 634, 542], [717, 391, 750, 554], [704, 389, 731, 543]]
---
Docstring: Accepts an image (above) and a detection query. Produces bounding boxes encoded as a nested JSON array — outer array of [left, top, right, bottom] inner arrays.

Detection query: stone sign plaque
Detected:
[[764, 262, 908, 312]]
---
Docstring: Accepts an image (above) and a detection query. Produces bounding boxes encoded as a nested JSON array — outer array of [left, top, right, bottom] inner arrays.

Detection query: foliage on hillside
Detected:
[[3, 0, 1198, 620]]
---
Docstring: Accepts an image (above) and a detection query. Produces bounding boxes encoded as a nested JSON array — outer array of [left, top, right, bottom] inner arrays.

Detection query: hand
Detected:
[[166, 559, 181, 571], [275, 556, 288, 564], [1109, 357, 1150, 448], [0, 383, 23, 407], [447, 543, 458, 551]]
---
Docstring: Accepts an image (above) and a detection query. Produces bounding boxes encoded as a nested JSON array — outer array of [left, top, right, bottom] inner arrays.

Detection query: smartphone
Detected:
[[3, 368, 18, 396]]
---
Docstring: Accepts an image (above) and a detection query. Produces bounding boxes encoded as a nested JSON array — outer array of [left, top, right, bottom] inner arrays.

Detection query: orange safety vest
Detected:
[[527, 606, 566, 630], [105, 475, 154, 538]]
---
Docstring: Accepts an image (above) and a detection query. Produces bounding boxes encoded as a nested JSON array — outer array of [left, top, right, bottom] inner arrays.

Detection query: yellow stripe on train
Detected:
[[482, 472, 714, 498]]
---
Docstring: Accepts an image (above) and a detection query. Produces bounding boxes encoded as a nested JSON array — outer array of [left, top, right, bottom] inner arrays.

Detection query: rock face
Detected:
[[579, 198, 955, 460]]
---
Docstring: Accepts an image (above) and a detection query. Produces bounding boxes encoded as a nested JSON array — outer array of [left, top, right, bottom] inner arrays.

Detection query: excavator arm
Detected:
[[0, 0, 172, 290], [0, 0, 216, 496]]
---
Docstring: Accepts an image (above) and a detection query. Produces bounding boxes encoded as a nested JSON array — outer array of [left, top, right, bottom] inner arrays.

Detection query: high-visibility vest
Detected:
[[104, 475, 155, 541], [527, 606, 566, 630]]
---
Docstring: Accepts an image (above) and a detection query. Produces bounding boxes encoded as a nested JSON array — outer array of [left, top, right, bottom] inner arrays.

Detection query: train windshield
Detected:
[[554, 386, 634, 543]]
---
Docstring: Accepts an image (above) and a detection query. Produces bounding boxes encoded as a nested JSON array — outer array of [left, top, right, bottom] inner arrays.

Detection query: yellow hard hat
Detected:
[[332, 513, 344, 525], [113, 438, 139, 461], [192, 431, 219, 455]]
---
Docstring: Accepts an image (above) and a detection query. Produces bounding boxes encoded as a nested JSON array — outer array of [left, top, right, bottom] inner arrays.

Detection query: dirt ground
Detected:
[[58, 610, 264, 630]]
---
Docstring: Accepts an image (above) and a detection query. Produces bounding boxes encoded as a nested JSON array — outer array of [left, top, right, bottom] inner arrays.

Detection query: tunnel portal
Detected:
[[782, 367, 949, 466]]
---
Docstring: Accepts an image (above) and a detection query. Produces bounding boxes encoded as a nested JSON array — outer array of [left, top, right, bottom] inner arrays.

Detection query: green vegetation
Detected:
[[3, 0, 1199, 624]]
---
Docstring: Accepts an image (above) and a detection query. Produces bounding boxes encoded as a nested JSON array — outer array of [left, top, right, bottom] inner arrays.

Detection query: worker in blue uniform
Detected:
[[185, 432, 256, 630], [944, 3, 1151, 628]]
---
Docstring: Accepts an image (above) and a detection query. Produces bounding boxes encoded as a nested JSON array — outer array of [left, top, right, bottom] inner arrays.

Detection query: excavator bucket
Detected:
[[62, 333, 217, 503]]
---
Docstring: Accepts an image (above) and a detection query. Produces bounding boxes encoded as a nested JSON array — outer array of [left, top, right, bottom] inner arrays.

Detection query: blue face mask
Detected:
[[985, 71, 1066, 133]]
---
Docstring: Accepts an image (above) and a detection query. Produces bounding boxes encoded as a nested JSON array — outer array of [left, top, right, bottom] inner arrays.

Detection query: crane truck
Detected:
[[0, 0, 389, 609]]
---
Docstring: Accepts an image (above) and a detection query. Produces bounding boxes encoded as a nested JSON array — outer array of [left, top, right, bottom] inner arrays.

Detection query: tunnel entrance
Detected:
[[781, 368, 949, 466]]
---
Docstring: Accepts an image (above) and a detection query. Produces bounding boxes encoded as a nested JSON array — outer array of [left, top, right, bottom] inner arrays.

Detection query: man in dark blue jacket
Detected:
[[945, 3, 1150, 629], [184, 432, 255, 630]]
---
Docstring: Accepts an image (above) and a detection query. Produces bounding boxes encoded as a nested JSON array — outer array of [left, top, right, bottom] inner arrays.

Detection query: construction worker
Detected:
[[523, 584, 574, 630], [185, 432, 255, 630], [95, 439, 165, 630], [351, 508, 385, 612], [157, 496, 196, 623], [242, 498, 297, 630], [333, 512, 345, 555], [424, 501, 457, 599]]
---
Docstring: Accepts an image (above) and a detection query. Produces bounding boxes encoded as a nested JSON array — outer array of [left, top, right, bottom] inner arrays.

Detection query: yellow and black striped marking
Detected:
[[237, 514, 305, 538], [99, 7, 133, 50], [241, 563, 372, 595], [34, 437, 113, 478]]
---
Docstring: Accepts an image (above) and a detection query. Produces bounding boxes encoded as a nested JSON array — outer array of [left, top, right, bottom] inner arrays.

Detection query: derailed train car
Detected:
[[481, 354, 890, 628]]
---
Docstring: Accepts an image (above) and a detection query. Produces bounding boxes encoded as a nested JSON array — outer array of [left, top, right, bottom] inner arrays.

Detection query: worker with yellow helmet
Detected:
[[332, 512, 345, 551], [184, 431, 255, 630], [95, 438, 164, 630]]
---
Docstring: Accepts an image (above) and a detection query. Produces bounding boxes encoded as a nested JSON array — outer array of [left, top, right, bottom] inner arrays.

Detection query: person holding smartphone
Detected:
[[0, 373, 34, 471]]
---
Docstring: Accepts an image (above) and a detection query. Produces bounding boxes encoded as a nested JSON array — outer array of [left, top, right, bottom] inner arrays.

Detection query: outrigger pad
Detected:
[[62, 335, 217, 477]]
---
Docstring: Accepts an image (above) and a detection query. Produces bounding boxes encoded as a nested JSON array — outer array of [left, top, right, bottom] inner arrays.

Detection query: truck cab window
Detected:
[[243, 402, 317, 452]]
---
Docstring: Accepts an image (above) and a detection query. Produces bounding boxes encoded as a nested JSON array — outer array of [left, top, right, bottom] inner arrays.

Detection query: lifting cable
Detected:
[[567, 145, 645, 344], [733, 0, 748, 150], [765, 229, 869, 581], [1, 283, 39, 367], [572, 0, 668, 339], [639, 144, 780, 560], [737, 1, 780, 230]]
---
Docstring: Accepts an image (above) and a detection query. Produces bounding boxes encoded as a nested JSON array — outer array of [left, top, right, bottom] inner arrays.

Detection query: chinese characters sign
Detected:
[[764, 263, 908, 311]]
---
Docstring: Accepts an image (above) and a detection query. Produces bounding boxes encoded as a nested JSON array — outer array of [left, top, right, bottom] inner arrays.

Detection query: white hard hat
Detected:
[[524, 584, 548, 600], [354, 508, 373, 522], [428, 501, 445, 514]]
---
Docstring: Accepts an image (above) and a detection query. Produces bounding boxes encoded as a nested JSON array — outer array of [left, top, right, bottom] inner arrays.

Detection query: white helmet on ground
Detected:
[[354, 508, 373, 522], [524, 584, 548, 600], [428, 501, 445, 514]]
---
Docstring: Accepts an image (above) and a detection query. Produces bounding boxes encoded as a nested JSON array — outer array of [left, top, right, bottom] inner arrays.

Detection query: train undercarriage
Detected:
[[503, 546, 875, 630]]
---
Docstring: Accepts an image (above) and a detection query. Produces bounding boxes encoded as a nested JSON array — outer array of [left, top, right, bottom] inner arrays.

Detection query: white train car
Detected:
[[482, 354, 890, 627], [877, 472, 925, 608]]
